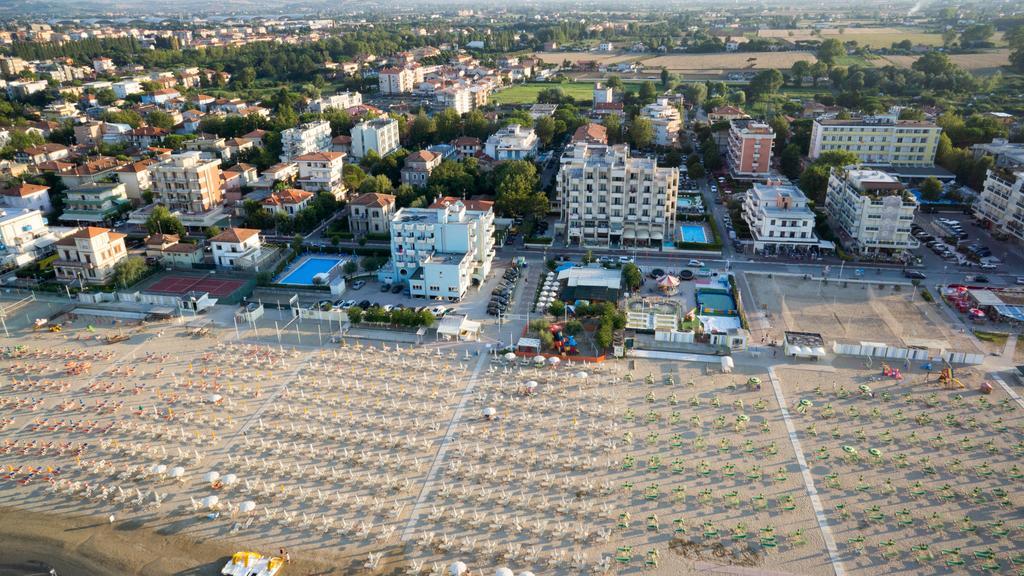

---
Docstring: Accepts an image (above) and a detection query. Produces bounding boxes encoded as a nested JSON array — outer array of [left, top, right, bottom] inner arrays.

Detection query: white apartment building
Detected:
[[436, 86, 473, 114], [306, 91, 362, 114], [593, 83, 615, 105], [279, 120, 332, 162], [557, 143, 679, 248], [210, 227, 262, 269], [809, 116, 942, 167], [378, 67, 416, 95], [53, 226, 127, 285], [112, 80, 142, 99], [973, 168, 1024, 244], [386, 197, 495, 301], [350, 118, 400, 160], [640, 98, 682, 147], [825, 167, 920, 256], [1, 182, 52, 214], [484, 124, 538, 161], [149, 152, 222, 216], [294, 151, 346, 198], [741, 183, 819, 255], [0, 209, 61, 268]]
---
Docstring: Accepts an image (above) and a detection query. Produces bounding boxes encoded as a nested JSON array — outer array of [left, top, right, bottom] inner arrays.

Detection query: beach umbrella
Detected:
[[449, 561, 468, 576], [547, 356, 561, 365], [203, 471, 220, 483], [525, 380, 538, 390], [169, 466, 185, 479], [483, 407, 497, 418], [150, 464, 167, 475], [868, 448, 883, 458], [859, 384, 873, 396], [518, 573, 536, 576], [503, 352, 517, 361], [736, 414, 749, 424], [222, 473, 238, 486], [575, 371, 588, 379], [747, 377, 761, 387], [533, 355, 546, 365], [206, 394, 222, 403], [239, 500, 256, 513], [496, 568, 514, 576], [842, 446, 858, 456], [200, 495, 219, 508]]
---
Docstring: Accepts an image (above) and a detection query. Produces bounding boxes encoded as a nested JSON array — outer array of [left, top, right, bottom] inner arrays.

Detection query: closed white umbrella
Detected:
[[150, 464, 167, 474], [449, 561, 468, 576], [496, 568, 514, 576], [547, 356, 561, 365], [533, 355, 546, 364], [483, 407, 497, 418], [203, 471, 220, 483], [239, 500, 256, 513], [575, 371, 589, 379], [206, 394, 222, 403], [222, 473, 238, 486], [200, 495, 219, 508], [518, 572, 536, 576], [525, 380, 538, 390], [503, 352, 517, 361], [169, 466, 185, 478]]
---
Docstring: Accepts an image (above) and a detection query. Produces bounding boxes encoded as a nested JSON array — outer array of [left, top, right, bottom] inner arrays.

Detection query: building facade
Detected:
[[53, 226, 127, 285], [557, 143, 679, 248], [809, 116, 942, 167], [307, 91, 362, 113], [378, 67, 416, 95], [349, 192, 396, 236], [640, 99, 682, 147], [387, 197, 495, 301], [350, 118, 400, 160], [279, 120, 332, 162], [741, 183, 819, 255], [973, 168, 1024, 244], [210, 227, 262, 269], [294, 151, 346, 198], [149, 152, 222, 214], [825, 167, 920, 256], [727, 119, 776, 179], [60, 182, 130, 225], [400, 150, 443, 188]]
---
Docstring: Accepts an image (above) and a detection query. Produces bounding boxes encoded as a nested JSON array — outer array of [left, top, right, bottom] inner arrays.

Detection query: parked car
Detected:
[[337, 299, 356, 309], [979, 263, 998, 270], [430, 306, 448, 317], [380, 283, 391, 292], [966, 275, 989, 284], [1017, 277, 1024, 285], [391, 283, 403, 294], [382, 304, 395, 312], [688, 259, 704, 267], [358, 300, 371, 309], [350, 280, 365, 290], [618, 255, 633, 264], [903, 270, 927, 280]]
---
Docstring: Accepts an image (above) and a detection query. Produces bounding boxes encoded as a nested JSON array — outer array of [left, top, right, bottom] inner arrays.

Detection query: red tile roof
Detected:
[[1, 182, 49, 197], [428, 196, 494, 212], [349, 192, 396, 208], [210, 227, 260, 243]]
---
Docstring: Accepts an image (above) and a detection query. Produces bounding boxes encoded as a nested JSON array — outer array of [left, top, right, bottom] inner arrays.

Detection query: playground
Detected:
[[745, 273, 979, 353]]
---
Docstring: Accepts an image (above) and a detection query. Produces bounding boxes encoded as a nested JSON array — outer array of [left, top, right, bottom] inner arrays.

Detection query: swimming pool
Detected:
[[680, 223, 709, 244], [277, 256, 347, 285], [696, 288, 737, 315]]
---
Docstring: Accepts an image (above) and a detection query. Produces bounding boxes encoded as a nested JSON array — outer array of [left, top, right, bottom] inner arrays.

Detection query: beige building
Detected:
[[640, 98, 682, 147], [53, 226, 127, 285], [294, 151, 346, 198], [400, 149, 443, 187], [557, 143, 678, 248], [115, 158, 158, 205], [349, 192, 396, 236], [150, 151, 222, 214], [261, 188, 314, 216], [824, 167, 919, 256], [378, 67, 416, 95], [810, 116, 942, 167]]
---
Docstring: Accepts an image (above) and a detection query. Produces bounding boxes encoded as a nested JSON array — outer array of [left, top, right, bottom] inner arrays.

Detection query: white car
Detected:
[[430, 305, 448, 316], [688, 259, 704, 267], [618, 255, 633, 264], [979, 263, 998, 270], [340, 299, 356, 309], [383, 304, 395, 312]]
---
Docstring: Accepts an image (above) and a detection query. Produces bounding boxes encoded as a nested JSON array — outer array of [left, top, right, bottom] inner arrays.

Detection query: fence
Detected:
[[832, 341, 984, 365]]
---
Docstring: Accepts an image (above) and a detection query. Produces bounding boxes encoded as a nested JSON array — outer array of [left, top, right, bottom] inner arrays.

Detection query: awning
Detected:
[[636, 228, 650, 240], [650, 230, 664, 240], [622, 227, 637, 239]]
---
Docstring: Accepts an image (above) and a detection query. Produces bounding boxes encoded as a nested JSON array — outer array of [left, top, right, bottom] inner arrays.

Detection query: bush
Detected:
[[548, 300, 565, 317], [347, 306, 364, 323], [539, 330, 555, 349], [921, 288, 934, 302], [564, 319, 583, 335], [529, 318, 551, 333], [525, 236, 553, 245], [364, 233, 390, 242], [595, 323, 613, 349]]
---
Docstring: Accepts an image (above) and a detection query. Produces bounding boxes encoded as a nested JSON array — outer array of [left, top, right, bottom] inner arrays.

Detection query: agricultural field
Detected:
[[756, 27, 946, 49], [881, 50, 1011, 76], [532, 51, 646, 66], [642, 51, 818, 73]]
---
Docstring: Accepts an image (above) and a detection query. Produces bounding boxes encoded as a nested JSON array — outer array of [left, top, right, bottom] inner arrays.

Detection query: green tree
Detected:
[[660, 67, 670, 88], [605, 75, 624, 90], [747, 69, 784, 100], [817, 38, 844, 67], [603, 113, 622, 144], [112, 256, 148, 288], [343, 261, 358, 275], [684, 83, 707, 108], [629, 116, 654, 149], [638, 80, 658, 105], [548, 300, 566, 317], [145, 205, 185, 237], [148, 110, 174, 130], [780, 144, 802, 179], [960, 24, 995, 47], [621, 263, 642, 291], [920, 177, 943, 201], [534, 116, 556, 147], [409, 110, 435, 147], [204, 226, 222, 239], [291, 234, 305, 254], [790, 60, 811, 87], [1010, 26, 1024, 72], [433, 108, 462, 143]]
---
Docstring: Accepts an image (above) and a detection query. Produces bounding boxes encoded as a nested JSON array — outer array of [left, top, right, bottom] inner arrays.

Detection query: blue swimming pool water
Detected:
[[277, 256, 347, 285], [680, 224, 709, 244]]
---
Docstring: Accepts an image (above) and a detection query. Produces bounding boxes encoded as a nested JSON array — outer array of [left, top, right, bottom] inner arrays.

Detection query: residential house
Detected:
[[824, 167, 919, 257], [0, 182, 52, 214], [708, 106, 749, 124], [114, 158, 158, 204], [262, 188, 314, 216], [16, 144, 69, 165], [294, 151, 346, 198], [53, 226, 127, 285], [349, 192, 396, 236], [210, 227, 262, 269], [60, 182, 130, 225], [570, 123, 608, 145], [400, 150, 443, 188], [640, 98, 682, 147], [279, 120, 332, 162], [727, 119, 776, 180], [453, 136, 482, 159], [484, 124, 538, 161], [809, 116, 942, 168]]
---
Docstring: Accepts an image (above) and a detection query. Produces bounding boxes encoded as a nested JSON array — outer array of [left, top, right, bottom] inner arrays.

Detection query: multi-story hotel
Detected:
[[741, 183, 819, 255], [386, 197, 495, 301], [149, 152, 222, 215], [727, 119, 775, 180], [640, 98, 682, 147], [350, 118, 401, 160], [294, 151, 346, 198], [279, 120, 332, 162], [53, 226, 127, 285], [809, 116, 942, 167], [378, 67, 416, 95], [824, 167, 920, 256], [557, 143, 678, 248], [973, 168, 1024, 244]]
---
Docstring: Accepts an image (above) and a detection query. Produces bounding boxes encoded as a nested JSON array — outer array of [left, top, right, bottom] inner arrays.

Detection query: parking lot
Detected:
[[913, 211, 1024, 282]]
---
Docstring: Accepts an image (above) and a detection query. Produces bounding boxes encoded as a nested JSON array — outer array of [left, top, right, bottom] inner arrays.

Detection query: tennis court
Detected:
[[144, 274, 247, 298]]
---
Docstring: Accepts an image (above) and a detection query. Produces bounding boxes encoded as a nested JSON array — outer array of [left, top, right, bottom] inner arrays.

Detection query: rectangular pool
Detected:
[[277, 256, 347, 285], [680, 223, 709, 244]]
